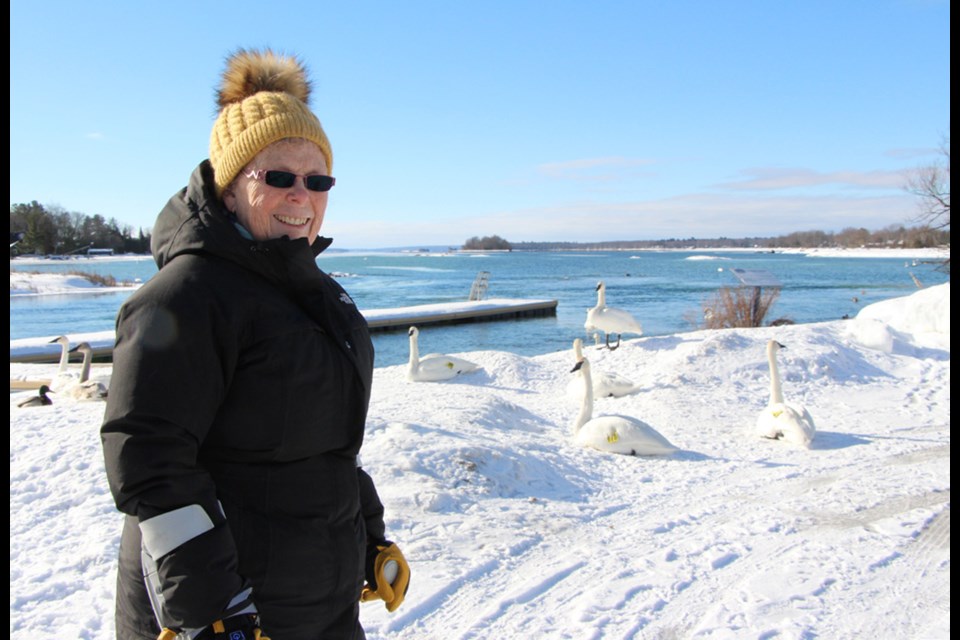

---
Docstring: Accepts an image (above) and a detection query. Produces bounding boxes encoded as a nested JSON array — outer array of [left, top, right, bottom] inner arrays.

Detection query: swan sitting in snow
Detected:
[[407, 326, 482, 382], [570, 357, 678, 456], [58, 342, 109, 400], [584, 281, 643, 350], [755, 339, 815, 448], [49, 335, 71, 373], [566, 338, 636, 400]]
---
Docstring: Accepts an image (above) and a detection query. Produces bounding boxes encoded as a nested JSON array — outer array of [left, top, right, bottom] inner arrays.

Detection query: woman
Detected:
[[101, 48, 409, 640]]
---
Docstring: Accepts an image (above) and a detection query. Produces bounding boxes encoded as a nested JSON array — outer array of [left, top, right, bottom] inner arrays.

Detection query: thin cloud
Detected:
[[884, 146, 941, 160], [470, 192, 915, 242], [329, 191, 917, 247], [715, 168, 907, 191], [84, 132, 105, 140]]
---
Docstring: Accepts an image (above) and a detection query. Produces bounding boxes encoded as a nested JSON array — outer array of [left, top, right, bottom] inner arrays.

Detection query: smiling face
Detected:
[[222, 138, 330, 242]]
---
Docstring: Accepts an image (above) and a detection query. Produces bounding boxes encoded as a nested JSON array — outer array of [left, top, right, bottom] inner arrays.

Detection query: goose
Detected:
[[17, 384, 54, 408], [755, 340, 815, 448], [407, 326, 482, 382], [584, 281, 643, 350], [566, 338, 636, 400], [59, 342, 109, 400], [570, 357, 678, 456]]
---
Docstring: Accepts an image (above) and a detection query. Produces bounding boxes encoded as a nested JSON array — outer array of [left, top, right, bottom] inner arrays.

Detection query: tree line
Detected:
[[506, 224, 949, 251], [10, 201, 151, 256], [461, 224, 948, 252]]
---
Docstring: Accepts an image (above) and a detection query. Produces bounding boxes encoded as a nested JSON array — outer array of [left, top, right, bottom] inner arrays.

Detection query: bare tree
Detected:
[[906, 135, 950, 231]]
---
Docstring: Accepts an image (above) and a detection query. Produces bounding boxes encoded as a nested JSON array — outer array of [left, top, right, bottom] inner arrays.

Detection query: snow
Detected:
[[9, 270, 141, 297], [9, 272, 951, 639]]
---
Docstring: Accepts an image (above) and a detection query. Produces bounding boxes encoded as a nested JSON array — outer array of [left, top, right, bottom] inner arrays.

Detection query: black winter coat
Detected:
[[101, 161, 385, 640]]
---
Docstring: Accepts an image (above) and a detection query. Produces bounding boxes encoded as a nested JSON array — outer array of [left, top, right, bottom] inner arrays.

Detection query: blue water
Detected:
[[10, 251, 948, 367]]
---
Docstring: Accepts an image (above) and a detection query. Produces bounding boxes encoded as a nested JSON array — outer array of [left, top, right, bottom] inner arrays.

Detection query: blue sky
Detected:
[[10, 1, 950, 249]]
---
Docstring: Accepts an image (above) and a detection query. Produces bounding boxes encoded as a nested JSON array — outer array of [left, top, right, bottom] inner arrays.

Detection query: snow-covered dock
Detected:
[[10, 298, 558, 364]]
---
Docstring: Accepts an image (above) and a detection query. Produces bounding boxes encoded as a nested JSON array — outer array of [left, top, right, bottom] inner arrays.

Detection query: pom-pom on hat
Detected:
[[209, 48, 333, 197]]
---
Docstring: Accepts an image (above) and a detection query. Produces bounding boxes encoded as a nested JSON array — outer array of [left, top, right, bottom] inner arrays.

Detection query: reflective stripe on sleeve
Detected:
[[139, 504, 215, 559]]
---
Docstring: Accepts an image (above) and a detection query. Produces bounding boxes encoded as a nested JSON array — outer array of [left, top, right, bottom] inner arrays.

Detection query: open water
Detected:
[[10, 250, 948, 367]]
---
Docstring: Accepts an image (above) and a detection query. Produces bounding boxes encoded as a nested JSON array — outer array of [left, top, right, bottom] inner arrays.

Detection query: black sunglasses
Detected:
[[244, 169, 336, 192]]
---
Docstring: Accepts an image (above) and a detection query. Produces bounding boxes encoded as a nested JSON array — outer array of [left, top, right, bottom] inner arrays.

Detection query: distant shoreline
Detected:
[[10, 246, 950, 264], [676, 246, 950, 259]]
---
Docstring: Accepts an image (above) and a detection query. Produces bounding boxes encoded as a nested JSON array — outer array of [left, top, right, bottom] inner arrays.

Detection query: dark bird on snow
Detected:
[[17, 384, 55, 408]]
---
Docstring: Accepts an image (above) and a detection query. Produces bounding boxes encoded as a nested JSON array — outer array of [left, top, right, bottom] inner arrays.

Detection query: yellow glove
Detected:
[[156, 614, 271, 640], [360, 542, 410, 612]]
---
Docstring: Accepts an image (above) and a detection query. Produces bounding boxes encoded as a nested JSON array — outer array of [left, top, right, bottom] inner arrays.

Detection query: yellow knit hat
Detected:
[[209, 48, 333, 197]]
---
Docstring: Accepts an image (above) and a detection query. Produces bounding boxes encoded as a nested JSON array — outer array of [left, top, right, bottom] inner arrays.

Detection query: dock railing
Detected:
[[468, 271, 490, 300]]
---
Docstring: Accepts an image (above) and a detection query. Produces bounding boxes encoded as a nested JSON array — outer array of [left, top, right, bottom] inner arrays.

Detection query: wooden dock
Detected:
[[10, 298, 558, 364], [364, 298, 557, 332]]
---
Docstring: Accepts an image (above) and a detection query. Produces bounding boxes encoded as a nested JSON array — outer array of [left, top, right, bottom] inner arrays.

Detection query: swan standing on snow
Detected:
[[584, 281, 643, 350], [755, 339, 815, 448], [570, 357, 678, 456], [17, 384, 54, 408], [407, 326, 482, 382], [566, 338, 636, 400], [59, 342, 109, 400]]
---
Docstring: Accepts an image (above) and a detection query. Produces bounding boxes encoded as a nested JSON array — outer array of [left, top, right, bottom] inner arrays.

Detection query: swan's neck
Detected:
[[597, 285, 606, 308], [80, 349, 92, 383], [57, 345, 69, 374], [408, 334, 419, 370], [573, 340, 583, 361], [767, 347, 784, 404], [573, 365, 594, 434]]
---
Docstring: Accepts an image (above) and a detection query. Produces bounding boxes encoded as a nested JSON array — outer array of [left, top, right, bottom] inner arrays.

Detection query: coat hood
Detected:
[[150, 161, 334, 286]]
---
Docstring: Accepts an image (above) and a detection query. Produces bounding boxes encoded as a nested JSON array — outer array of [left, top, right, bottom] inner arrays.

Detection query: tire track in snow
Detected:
[[378, 459, 753, 639], [370, 438, 949, 639]]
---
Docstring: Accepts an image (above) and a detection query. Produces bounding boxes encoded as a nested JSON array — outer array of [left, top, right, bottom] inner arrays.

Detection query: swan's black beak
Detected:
[[776, 341, 786, 349], [570, 360, 584, 373]]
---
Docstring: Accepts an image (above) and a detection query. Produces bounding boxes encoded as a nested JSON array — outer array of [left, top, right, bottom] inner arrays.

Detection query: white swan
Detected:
[[407, 326, 482, 382], [755, 340, 815, 448], [584, 281, 643, 350], [570, 357, 678, 456], [566, 338, 636, 400], [49, 335, 71, 374], [47, 335, 79, 391], [59, 342, 109, 400]]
